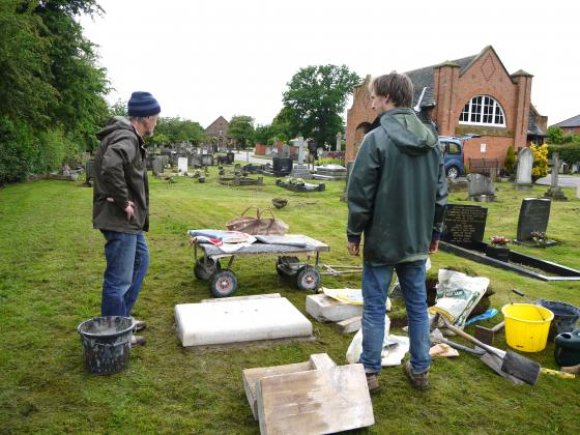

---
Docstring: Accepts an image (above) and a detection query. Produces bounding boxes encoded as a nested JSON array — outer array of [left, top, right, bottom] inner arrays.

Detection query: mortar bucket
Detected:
[[77, 316, 134, 375], [537, 299, 580, 341], [501, 303, 554, 352]]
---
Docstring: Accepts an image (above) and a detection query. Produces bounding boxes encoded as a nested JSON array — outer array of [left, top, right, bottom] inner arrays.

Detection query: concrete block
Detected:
[[175, 297, 312, 347], [306, 293, 362, 322], [336, 316, 362, 334]]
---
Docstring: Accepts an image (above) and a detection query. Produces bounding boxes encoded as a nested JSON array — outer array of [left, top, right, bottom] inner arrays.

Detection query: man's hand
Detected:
[[347, 241, 360, 256], [429, 240, 439, 254], [125, 201, 136, 221]]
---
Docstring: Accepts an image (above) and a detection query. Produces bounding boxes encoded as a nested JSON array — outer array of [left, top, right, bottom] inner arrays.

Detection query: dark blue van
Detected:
[[439, 134, 480, 178]]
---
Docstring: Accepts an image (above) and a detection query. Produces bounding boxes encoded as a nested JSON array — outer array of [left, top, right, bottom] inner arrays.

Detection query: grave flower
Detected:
[[490, 235, 510, 246]]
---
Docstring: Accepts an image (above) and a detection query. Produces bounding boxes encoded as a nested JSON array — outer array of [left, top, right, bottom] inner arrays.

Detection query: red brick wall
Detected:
[[345, 48, 533, 167]]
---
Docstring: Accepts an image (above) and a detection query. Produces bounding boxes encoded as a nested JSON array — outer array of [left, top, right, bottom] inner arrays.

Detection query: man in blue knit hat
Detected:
[[93, 91, 161, 346]]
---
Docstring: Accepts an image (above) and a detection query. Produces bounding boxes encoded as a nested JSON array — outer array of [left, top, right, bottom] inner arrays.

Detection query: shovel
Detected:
[[442, 317, 541, 385]]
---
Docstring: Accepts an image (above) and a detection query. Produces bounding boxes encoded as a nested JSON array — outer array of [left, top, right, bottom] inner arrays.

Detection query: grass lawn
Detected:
[[0, 166, 579, 434]]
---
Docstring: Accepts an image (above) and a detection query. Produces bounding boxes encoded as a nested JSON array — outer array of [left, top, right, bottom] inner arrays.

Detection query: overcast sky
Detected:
[[80, 0, 579, 129]]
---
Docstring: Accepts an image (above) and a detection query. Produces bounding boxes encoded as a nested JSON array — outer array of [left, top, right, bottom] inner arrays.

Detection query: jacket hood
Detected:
[[96, 116, 134, 140], [379, 108, 438, 156]]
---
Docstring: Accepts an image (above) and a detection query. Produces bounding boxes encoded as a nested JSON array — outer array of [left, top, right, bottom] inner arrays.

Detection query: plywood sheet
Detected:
[[256, 364, 374, 435]]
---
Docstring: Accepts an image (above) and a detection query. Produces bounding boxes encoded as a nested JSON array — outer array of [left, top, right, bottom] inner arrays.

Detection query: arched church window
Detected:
[[459, 95, 505, 127]]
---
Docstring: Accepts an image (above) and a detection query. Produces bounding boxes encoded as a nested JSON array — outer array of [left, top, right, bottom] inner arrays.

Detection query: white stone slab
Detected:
[[175, 297, 313, 347], [306, 293, 363, 322], [201, 293, 281, 303]]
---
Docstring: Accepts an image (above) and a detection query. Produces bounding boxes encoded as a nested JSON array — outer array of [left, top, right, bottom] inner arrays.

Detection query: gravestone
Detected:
[[336, 132, 342, 152], [441, 204, 488, 249], [577, 180, 580, 199], [290, 137, 312, 178], [467, 173, 495, 201], [151, 156, 165, 176], [544, 152, 567, 200], [272, 157, 293, 177], [177, 157, 188, 174], [516, 198, 551, 242], [516, 147, 533, 186]]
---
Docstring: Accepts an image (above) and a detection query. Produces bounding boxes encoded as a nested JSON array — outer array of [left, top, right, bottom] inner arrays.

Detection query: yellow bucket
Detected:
[[501, 303, 554, 352]]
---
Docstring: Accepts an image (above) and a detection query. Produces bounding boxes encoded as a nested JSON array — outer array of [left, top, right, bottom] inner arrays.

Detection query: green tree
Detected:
[[547, 126, 564, 145], [34, 0, 109, 153], [227, 115, 255, 148], [282, 64, 360, 148], [503, 145, 516, 174], [254, 124, 274, 145], [150, 117, 204, 146], [109, 99, 127, 117], [0, 0, 109, 184]]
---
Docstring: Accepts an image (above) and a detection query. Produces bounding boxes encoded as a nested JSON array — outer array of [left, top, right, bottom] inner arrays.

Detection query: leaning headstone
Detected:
[[516, 147, 533, 187], [544, 152, 568, 200], [516, 198, 552, 243], [441, 204, 488, 249], [467, 173, 495, 201]]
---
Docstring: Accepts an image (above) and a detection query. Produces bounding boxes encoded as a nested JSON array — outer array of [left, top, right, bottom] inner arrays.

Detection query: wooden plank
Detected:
[[256, 364, 374, 435], [336, 316, 362, 335]]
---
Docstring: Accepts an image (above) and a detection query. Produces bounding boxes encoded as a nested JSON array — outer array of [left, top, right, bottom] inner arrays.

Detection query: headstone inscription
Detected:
[[516, 147, 533, 185], [516, 198, 551, 242], [441, 204, 488, 249]]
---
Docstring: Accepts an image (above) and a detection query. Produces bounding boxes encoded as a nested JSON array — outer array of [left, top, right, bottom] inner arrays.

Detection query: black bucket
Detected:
[[77, 316, 134, 375], [538, 300, 580, 341]]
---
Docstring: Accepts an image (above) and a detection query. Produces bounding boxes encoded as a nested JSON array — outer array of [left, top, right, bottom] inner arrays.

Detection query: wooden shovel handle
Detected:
[[441, 317, 504, 358]]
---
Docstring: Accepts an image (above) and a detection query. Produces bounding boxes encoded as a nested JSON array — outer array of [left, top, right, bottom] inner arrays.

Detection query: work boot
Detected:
[[131, 318, 147, 332], [365, 372, 379, 393], [403, 361, 429, 390], [130, 335, 146, 347]]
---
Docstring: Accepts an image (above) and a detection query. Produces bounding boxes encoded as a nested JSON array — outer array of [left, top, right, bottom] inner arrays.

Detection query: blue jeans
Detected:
[[360, 260, 431, 374], [101, 230, 149, 317]]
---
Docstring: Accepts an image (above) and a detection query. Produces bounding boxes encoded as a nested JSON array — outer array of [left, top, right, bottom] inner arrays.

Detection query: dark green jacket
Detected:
[[347, 108, 447, 266], [93, 117, 149, 234]]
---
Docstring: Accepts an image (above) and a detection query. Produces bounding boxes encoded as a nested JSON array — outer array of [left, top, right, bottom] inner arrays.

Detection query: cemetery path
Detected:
[[536, 174, 579, 187]]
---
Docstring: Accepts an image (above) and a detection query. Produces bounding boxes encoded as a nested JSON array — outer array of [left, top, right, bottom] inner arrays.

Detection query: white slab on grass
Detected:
[[175, 296, 313, 347], [306, 293, 362, 322]]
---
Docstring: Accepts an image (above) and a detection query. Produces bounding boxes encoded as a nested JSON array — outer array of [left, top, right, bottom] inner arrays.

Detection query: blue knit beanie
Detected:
[[127, 91, 161, 117]]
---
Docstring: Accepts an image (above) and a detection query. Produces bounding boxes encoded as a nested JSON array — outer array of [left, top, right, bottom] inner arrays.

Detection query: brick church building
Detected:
[[345, 46, 547, 167]]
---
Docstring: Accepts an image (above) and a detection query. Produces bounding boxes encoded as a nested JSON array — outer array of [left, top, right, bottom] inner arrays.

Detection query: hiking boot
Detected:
[[132, 319, 147, 332], [403, 361, 429, 390], [365, 372, 379, 393], [130, 335, 146, 347]]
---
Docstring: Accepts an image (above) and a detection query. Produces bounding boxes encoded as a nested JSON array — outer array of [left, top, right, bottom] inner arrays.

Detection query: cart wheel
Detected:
[[194, 257, 221, 280], [209, 270, 238, 297], [296, 266, 320, 291], [276, 256, 300, 277]]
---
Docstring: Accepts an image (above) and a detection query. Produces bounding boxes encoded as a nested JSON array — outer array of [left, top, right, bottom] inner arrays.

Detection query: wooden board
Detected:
[[256, 364, 374, 435]]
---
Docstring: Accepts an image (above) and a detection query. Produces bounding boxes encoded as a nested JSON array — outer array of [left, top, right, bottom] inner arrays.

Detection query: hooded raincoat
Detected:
[[347, 108, 447, 266], [92, 117, 149, 234]]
